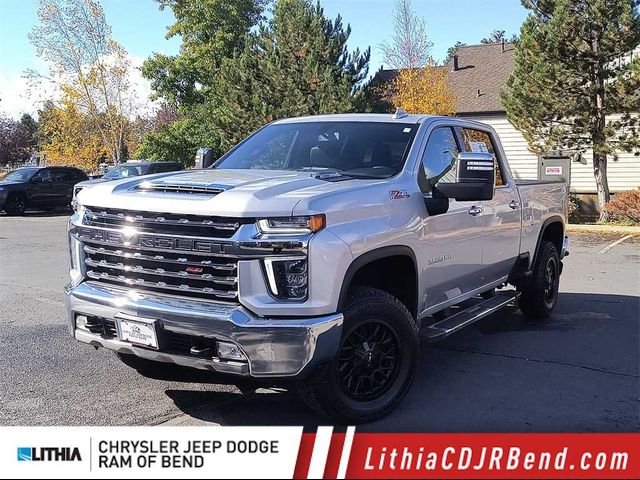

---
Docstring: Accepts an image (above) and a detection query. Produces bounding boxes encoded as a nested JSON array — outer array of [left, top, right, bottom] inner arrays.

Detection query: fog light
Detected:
[[217, 341, 247, 361], [76, 315, 88, 331]]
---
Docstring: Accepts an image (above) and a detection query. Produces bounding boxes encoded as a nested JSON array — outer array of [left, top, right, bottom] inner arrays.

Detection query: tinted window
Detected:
[[51, 169, 78, 182], [461, 128, 504, 186], [422, 127, 460, 184], [32, 169, 53, 182], [152, 163, 182, 173], [216, 122, 418, 178]]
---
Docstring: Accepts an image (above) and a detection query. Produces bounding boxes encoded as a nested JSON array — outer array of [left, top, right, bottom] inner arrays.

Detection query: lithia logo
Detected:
[[17, 446, 82, 462]]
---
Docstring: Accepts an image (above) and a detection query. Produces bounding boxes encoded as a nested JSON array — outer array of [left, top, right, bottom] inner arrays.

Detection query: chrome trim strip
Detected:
[[85, 207, 240, 230], [86, 271, 238, 298], [84, 258, 237, 285], [83, 245, 237, 270]]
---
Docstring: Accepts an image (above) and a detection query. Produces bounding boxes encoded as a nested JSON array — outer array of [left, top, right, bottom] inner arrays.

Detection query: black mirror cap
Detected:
[[434, 181, 494, 201]]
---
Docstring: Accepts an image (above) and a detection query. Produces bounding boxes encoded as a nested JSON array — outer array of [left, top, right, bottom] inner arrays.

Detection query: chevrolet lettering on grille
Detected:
[[74, 226, 226, 254]]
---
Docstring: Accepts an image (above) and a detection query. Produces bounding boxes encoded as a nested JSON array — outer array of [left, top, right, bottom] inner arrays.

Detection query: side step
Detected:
[[421, 290, 520, 343]]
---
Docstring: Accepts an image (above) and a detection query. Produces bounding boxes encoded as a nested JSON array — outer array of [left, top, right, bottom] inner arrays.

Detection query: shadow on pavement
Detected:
[[159, 292, 638, 429]]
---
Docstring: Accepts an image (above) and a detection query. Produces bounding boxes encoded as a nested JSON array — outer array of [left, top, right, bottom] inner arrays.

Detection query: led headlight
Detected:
[[263, 257, 308, 300], [257, 214, 325, 235]]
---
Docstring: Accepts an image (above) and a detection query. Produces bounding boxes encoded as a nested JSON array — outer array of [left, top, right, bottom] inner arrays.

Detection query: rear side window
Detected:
[[152, 163, 182, 173], [460, 128, 504, 186], [421, 127, 460, 184], [52, 169, 78, 182]]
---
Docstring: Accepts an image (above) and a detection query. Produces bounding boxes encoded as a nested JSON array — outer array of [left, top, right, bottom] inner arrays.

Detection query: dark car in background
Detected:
[[73, 160, 184, 198], [0, 166, 88, 215]]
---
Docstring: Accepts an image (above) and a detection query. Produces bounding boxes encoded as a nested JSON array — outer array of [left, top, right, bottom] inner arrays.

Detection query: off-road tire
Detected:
[[518, 241, 560, 319], [4, 194, 26, 216], [297, 286, 419, 424]]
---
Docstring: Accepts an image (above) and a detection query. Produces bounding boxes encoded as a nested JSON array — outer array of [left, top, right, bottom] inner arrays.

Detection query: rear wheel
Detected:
[[518, 241, 560, 319], [298, 286, 419, 423], [4, 195, 26, 215]]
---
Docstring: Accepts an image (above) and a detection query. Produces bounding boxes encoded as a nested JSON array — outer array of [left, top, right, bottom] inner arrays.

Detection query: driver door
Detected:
[[417, 126, 486, 314]]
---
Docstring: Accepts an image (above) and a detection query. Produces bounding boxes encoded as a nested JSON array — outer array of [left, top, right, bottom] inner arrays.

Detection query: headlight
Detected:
[[257, 214, 325, 235], [263, 257, 308, 300]]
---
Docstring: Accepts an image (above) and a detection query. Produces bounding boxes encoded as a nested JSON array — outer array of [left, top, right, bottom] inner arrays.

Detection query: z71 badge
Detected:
[[390, 190, 410, 199]]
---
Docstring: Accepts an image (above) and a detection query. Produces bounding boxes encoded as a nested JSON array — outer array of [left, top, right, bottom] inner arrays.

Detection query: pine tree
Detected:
[[211, 0, 370, 150], [502, 0, 640, 221]]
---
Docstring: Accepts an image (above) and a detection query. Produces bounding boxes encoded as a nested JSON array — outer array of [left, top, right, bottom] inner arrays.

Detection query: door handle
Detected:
[[509, 200, 520, 210], [468, 205, 483, 216]]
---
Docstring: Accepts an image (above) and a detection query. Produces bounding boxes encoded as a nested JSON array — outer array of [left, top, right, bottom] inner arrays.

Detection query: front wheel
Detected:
[[297, 286, 419, 423], [4, 195, 26, 215], [518, 241, 561, 319]]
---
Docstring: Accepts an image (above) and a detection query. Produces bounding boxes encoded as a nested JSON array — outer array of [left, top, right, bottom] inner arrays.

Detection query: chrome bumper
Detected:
[[65, 282, 343, 378]]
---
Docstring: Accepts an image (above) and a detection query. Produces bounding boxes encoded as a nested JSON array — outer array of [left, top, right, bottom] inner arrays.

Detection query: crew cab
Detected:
[[0, 166, 88, 215], [66, 113, 569, 423]]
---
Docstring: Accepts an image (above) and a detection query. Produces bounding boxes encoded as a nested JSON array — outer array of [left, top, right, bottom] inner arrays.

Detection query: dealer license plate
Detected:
[[118, 315, 159, 349]]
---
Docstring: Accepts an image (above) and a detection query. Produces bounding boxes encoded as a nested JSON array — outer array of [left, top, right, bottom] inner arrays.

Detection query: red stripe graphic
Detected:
[[293, 433, 316, 479]]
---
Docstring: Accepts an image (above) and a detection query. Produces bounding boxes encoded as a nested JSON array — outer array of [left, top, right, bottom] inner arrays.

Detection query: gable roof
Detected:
[[374, 42, 516, 115]]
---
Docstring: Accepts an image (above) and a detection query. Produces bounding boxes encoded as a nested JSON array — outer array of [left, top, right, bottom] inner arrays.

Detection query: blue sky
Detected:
[[0, 0, 528, 117]]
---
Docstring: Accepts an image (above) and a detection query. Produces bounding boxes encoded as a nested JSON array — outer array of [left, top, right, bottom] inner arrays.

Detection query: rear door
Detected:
[[458, 126, 521, 280], [418, 125, 486, 313], [28, 168, 55, 206], [49, 168, 77, 206]]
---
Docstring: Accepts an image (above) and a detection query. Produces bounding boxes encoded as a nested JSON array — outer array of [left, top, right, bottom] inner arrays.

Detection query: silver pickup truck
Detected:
[[66, 113, 569, 423]]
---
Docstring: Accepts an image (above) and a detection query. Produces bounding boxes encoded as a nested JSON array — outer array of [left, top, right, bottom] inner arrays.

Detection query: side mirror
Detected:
[[433, 152, 495, 201], [30, 176, 43, 183]]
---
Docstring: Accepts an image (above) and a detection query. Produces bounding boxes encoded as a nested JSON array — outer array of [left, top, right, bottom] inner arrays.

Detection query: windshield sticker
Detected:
[[403, 128, 412, 133], [469, 141, 489, 153]]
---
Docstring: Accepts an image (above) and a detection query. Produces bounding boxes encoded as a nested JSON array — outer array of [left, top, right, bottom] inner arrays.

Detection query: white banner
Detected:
[[0, 427, 303, 479]]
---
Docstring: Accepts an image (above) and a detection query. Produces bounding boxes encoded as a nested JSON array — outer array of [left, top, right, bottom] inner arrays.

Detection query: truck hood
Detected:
[[76, 168, 374, 217]]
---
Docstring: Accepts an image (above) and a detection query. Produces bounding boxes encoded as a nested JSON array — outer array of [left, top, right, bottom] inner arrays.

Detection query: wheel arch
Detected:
[[337, 245, 419, 321], [534, 216, 565, 263]]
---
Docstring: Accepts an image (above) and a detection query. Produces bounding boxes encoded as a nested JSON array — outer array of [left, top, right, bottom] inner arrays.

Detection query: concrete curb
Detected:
[[567, 224, 640, 234]]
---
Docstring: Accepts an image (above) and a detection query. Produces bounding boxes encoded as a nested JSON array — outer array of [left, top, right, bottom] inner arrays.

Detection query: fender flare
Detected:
[[337, 245, 418, 312], [532, 215, 565, 263]]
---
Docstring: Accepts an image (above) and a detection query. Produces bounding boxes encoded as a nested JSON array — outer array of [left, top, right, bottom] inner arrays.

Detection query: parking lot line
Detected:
[[597, 234, 633, 254]]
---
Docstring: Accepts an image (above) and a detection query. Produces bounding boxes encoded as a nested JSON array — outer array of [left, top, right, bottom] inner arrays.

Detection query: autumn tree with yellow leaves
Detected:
[[380, 0, 455, 115], [28, 0, 139, 165]]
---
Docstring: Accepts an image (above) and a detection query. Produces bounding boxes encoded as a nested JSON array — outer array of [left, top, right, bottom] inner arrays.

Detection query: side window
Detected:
[[153, 164, 182, 173], [53, 169, 76, 182], [422, 127, 460, 184], [460, 128, 504, 186], [33, 169, 53, 182]]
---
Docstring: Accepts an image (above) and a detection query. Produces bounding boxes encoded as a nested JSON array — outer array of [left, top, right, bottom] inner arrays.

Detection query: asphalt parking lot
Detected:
[[0, 212, 638, 431]]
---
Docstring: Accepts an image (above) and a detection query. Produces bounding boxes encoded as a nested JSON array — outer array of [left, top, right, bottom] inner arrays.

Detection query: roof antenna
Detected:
[[393, 107, 408, 119]]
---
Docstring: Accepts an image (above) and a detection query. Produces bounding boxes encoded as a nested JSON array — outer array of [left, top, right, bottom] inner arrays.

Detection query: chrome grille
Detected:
[[84, 206, 250, 239], [82, 238, 239, 302]]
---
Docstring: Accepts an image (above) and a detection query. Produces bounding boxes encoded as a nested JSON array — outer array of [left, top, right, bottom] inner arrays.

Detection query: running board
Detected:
[[421, 290, 520, 342]]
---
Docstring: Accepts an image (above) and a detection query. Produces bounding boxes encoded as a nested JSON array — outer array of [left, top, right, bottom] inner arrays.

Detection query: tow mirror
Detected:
[[433, 152, 495, 201]]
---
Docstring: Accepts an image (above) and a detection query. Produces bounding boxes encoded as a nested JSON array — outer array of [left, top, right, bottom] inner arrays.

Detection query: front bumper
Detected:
[[66, 282, 343, 378]]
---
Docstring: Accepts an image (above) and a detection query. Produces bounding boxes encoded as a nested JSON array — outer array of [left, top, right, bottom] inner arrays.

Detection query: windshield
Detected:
[[215, 122, 418, 178], [1, 168, 39, 182], [103, 165, 145, 179]]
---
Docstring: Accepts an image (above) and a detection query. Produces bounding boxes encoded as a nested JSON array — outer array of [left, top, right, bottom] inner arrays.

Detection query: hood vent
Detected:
[[135, 183, 232, 195]]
